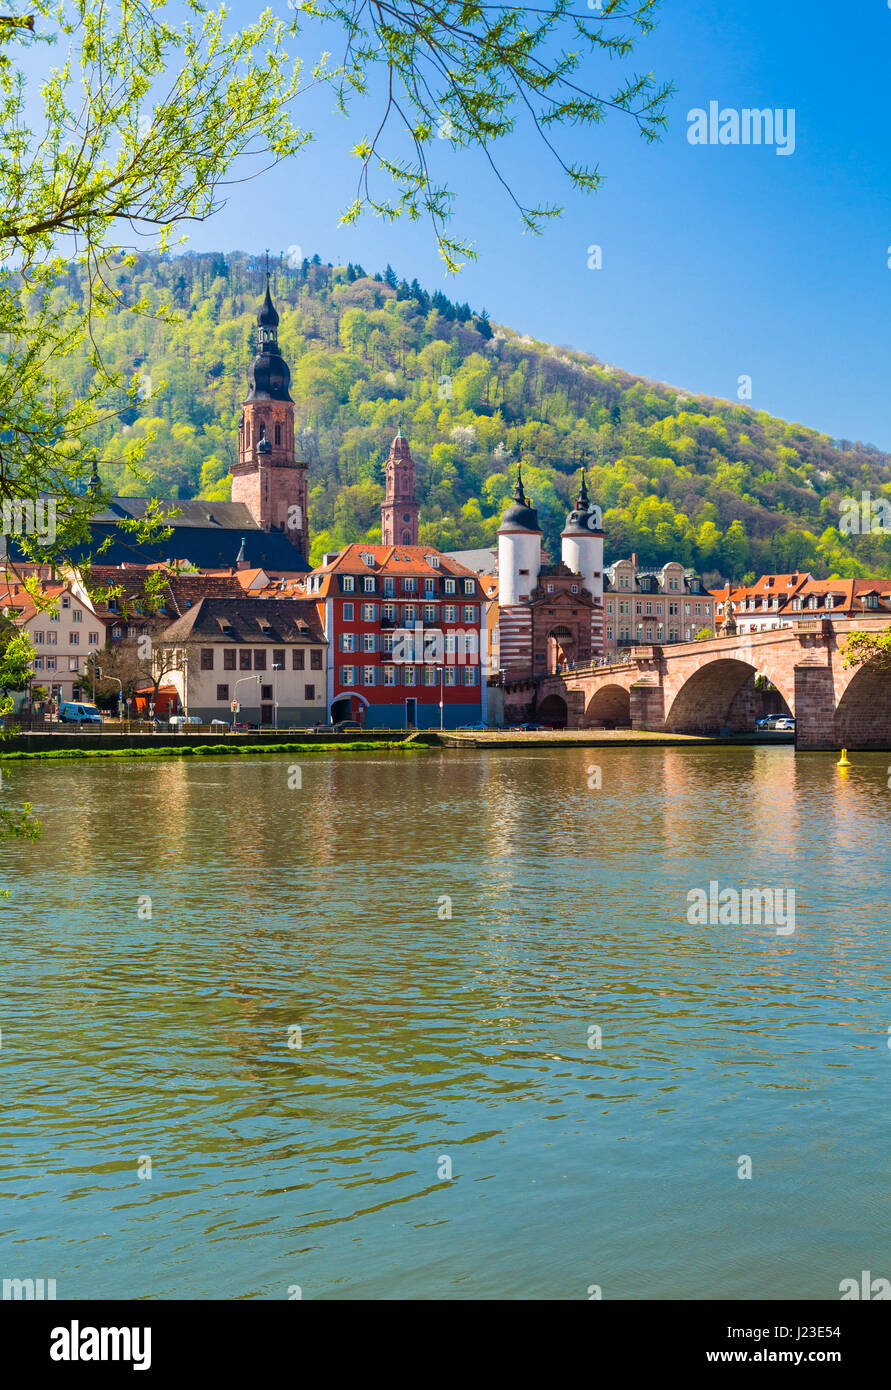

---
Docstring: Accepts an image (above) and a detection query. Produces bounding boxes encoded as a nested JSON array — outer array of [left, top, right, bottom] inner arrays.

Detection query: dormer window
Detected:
[[825, 594, 834, 610], [343, 576, 355, 592], [864, 593, 879, 610], [429, 556, 440, 568], [360, 552, 375, 566]]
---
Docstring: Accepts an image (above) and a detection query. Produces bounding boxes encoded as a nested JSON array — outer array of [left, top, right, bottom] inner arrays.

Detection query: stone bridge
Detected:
[[503, 617, 891, 750]]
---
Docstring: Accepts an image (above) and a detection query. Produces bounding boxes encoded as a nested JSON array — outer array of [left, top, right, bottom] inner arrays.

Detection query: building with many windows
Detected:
[[602, 556, 715, 652], [302, 543, 487, 728], [712, 572, 891, 632], [156, 597, 327, 725], [1, 569, 104, 706]]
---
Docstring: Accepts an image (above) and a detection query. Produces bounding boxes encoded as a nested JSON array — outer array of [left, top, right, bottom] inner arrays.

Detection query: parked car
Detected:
[[169, 715, 202, 728], [773, 717, 796, 730], [457, 722, 490, 731], [232, 720, 256, 731], [510, 722, 544, 731], [209, 719, 230, 730], [756, 714, 795, 730], [312, 719, 363, 732], [58, 701, 103, 724]]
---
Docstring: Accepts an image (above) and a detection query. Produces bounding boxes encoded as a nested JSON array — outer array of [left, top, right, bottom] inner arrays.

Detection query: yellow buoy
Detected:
[[837, 747, 851, 767]]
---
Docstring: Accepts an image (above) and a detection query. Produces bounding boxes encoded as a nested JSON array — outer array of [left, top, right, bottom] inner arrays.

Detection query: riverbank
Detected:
[[0, 727, 795, 759]]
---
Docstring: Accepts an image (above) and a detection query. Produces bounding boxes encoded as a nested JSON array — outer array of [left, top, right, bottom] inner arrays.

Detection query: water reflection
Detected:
[[0, 746, 889, 1299]]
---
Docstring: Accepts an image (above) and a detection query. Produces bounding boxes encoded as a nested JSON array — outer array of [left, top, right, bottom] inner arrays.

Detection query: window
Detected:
[[224, 649, 236, 671], [571, 584, 579, 594], [340, 633, 356, 653], [695, 603, 702, 617], [423, 605, 436, 623], [343, 576, 355, 592], [619, 601, 629, 616], [404, 665, 417, 685], [444, 579, 456, 594], [275, 424, 281, 446], [635, 602, 642, 616], [462, 606, 476, 622], [62, 596, 70, 609], [383, 603, 397, 620], [443, 667, 457, 686], [645, 602, 653, 616], [68, 657, 79, 672], [382, 633, 394, 654], [463, 666, 479, 687], [88, 632, 99, 646], [547, 584, 554, 594], [73, 609, 82, 623], [293, 649, 305, 670], [430, 556, 440, 568], [606, 626, 613, 641], [261, 684, 273, 701], [340, 666, 355, 685], [33, 657, 43, 671], [443, 605, 457, 622], [253, 650, 267, 670], [305, 684, 315, 700], [362, 633, 376, 653], [423, 666, 438, 686], [383, 578, 395, 597], [200, 648, 214, 671], [343, 602, 354, 621], [669, 577, 679, 591], [362, 666, 375, 686], [311, 650, 323, 670], [383, 665, 396, 686], [464, 580, 474, 595], [403, 605, 417, 623], [424, 578, 436, 595], [361, 603, 377, 621], [110, 626, 121, 640], [669, 603, 679, 616], [363, 577, 375, 592], [619, 575, 629, 589], [605, 601, 613, 615], [46, 656, 56, 671], [70, 631, 79, 646], [217, 684, 229, 701], [656, 603, 663, 617], [47, 630, 58, 645], [240, 650, 252, 670], [33, 631, 44, 645], [402, 577, 417, 592], [272, 649, 285, 668], [685, 603, 692, 617], [51, 610, 60, 622]]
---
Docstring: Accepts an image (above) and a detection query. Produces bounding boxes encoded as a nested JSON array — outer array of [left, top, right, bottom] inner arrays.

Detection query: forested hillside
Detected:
[[52, 250, 891, 580]]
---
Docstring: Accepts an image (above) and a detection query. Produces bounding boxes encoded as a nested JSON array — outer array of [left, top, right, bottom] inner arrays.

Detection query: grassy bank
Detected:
[[0, 740, 425, 762]]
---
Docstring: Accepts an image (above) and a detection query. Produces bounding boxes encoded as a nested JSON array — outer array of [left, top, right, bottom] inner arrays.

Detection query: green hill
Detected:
[[57, 250, 891, 580]]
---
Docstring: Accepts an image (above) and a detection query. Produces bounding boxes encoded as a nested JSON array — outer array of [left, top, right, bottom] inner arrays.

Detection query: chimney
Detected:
[[631, 552, 638, 567]]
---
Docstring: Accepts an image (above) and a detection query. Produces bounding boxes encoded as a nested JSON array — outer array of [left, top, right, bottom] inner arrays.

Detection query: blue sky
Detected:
[[188, 1, 890, 449]]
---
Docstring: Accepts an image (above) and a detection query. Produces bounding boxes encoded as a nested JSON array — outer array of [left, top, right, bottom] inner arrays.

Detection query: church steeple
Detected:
[[381, 430, 419, 546], [230, 271, 308, 562]]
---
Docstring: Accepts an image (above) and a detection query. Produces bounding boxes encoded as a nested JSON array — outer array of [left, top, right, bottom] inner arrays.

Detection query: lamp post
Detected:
[[439, 697, 444, 731], [233, 673, 262, 728], [272, 662, 282, 730]]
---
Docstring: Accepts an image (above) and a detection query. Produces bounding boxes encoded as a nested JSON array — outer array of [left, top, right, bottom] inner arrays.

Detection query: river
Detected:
[[1, 745, 888, 1299]]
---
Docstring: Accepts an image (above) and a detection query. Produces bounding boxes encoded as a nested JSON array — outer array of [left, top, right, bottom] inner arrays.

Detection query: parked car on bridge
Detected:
[[169, 715, 202, 728]]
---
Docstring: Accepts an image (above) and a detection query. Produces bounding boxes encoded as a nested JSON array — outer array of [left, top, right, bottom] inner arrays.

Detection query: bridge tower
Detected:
[[497, 468, 541, 678]]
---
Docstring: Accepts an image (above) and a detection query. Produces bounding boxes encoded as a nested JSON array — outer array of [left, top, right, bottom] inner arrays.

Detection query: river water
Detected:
[[1, 745, 888, 1300]]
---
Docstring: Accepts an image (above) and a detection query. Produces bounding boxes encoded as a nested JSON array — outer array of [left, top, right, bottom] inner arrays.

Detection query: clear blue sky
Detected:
[[188, 1, 891, 450]]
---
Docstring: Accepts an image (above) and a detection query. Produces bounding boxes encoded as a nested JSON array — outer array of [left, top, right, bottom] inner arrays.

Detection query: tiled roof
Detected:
[[159, 596, 326, 645]]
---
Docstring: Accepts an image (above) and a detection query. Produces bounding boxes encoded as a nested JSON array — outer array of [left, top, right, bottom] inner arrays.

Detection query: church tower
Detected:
[[230, 274, 309, 562], [380, 430, 420, 546]]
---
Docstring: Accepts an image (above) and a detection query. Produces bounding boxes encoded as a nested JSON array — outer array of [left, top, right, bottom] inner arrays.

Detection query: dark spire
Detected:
[[88, 461, 101, 499], [514, 466, 528, 507], [576, 466, 590, 508], [246, 277, 291, 402]]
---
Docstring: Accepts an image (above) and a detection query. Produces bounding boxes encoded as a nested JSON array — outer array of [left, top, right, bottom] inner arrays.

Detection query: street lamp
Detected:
[[272, 662, 282, 731], [233, 673, 262, 729]]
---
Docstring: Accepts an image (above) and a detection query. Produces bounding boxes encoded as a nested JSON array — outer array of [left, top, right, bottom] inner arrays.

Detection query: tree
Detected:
[[841, 630, 891, 673]]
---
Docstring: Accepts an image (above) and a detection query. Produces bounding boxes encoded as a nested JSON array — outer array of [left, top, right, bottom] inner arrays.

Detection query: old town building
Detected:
[[497, 469, 604, 680], [301, 540, 486, 728], [712, 572, 891, 631], [602, 556, 715, 652]]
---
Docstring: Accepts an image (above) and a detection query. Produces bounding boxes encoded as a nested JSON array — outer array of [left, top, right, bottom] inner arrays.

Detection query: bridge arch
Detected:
[[664, 658, 793, 735], [584, 683, 631, 728], [535, 693, 568, 728], [834, 658, 891, 748]]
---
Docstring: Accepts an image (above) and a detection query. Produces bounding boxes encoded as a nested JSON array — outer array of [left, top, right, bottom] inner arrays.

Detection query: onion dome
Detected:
[[563, 466, 602, 535], [499, 466, 540, 532], [246, 277, 292, 402]]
